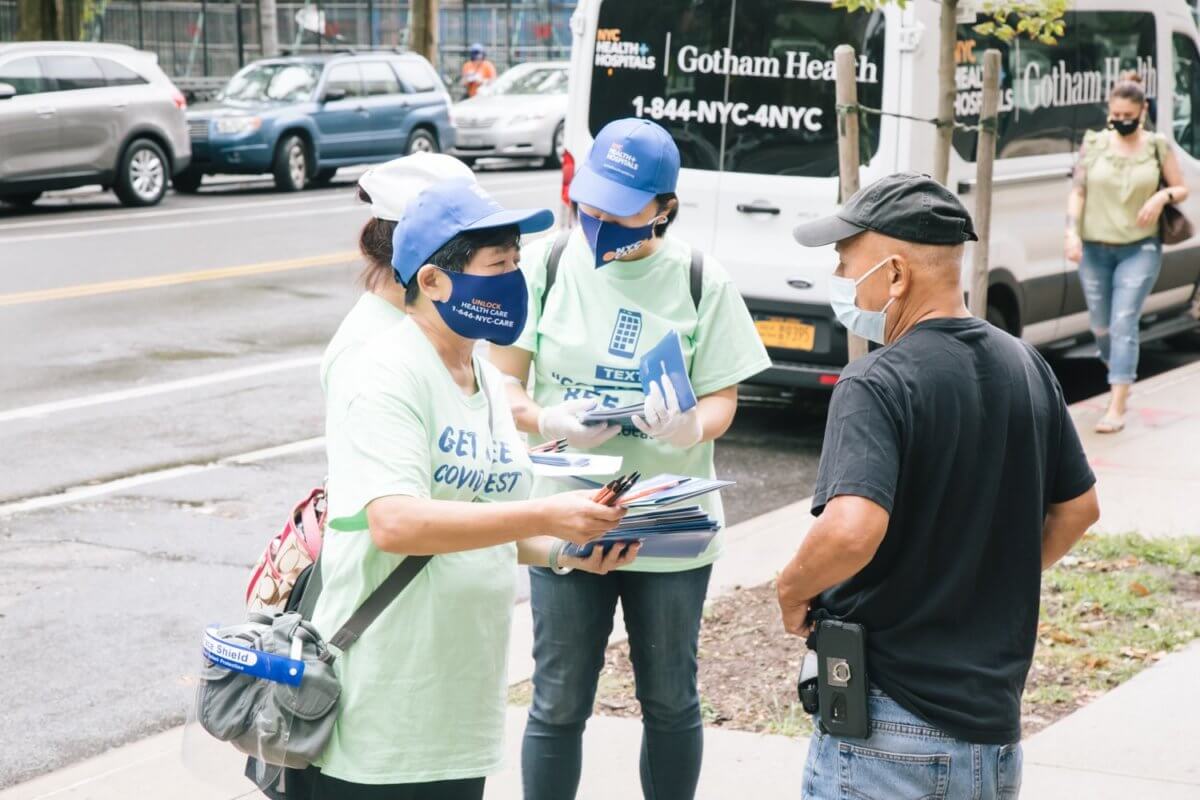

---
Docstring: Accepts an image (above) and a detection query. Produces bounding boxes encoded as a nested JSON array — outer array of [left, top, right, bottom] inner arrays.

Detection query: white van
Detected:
[[562, 0, 1200, 389]]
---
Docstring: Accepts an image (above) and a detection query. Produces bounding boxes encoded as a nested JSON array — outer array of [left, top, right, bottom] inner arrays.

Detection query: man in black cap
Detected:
[[775, 173, 1100, 798]]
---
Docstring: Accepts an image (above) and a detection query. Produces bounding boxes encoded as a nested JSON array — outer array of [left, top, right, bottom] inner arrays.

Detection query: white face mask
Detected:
[[828, 256, 897, 345]]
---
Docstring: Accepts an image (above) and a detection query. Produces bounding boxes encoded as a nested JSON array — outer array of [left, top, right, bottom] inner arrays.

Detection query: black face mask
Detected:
[[1109, 118, 1140, 137]]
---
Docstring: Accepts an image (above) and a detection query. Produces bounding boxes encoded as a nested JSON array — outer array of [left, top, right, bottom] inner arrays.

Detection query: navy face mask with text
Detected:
[[433, 268, 529, 346], [578, 209, 661, 268]]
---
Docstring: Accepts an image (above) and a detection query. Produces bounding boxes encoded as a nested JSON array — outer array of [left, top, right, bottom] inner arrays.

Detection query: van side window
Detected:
[[953, 11, 1156, 162], [587, 0, 884, 176], [0, 57, 48, 95], [1172, 33, 1200, 159], [40, 55, 107, 92]]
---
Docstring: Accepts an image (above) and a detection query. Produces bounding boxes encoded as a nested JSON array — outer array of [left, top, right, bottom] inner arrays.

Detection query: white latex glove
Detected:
[[632, 374, 703, 449], [538, 398, 621, 450]]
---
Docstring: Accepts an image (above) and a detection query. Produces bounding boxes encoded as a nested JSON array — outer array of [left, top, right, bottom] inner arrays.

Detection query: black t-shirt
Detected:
[[811, 317, 1095, 745]]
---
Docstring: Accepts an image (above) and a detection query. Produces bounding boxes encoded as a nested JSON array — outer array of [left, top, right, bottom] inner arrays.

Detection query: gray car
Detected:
[[0, 42, 191, 208], [450, 61, 568, 167]]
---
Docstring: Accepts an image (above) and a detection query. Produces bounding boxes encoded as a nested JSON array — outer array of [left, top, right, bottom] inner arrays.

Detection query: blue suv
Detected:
[[176, 51, 455, 192]]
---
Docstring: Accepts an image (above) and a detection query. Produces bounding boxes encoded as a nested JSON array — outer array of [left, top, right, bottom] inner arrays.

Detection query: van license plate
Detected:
[[756, 317, 815, 351]]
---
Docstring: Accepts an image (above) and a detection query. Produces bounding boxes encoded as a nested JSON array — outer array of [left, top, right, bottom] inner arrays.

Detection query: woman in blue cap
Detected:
[[492, 118, 771, 800], [297, 178, 639, 800]]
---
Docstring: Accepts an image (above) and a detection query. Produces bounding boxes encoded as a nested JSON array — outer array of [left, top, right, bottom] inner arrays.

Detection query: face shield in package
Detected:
[[182, 611, 340, 794]]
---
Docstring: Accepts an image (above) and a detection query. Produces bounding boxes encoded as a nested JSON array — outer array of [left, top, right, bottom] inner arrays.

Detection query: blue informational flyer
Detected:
[[640, 330, 697, 413]]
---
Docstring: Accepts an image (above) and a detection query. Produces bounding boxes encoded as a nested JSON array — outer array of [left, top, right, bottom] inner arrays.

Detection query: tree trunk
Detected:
[[18, 0, 59, 40], [409, 0, 439, 69], [834, 44, 869, 363], [968, 50, 1002, 320], [259, 0, 278, 57], [933, 0, 959, 186]]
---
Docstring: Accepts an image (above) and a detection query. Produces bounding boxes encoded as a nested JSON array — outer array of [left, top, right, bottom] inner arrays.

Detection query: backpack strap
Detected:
[[540, 229, 572, 318], [689, 246, 704, 312]]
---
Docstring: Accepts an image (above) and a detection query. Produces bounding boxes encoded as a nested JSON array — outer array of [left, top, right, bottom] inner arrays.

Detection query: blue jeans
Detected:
[[801, 689, 1022, 800], [521, 565, 712, 800], [1079, 238, 1162, 385]]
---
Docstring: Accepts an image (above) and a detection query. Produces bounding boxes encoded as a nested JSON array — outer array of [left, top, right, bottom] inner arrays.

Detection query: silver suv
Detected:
[[0, 42, 191, 208]]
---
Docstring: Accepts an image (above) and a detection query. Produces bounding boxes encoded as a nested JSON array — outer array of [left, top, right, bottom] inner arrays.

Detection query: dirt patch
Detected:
[[509, 534, 1200, 740]]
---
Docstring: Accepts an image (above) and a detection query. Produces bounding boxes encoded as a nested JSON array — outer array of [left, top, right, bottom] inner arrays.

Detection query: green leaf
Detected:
[[973, 20, 997, 36]]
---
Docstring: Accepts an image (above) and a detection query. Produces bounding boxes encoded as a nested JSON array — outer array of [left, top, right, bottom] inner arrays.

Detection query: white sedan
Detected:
[[450, 61, 568, 167]]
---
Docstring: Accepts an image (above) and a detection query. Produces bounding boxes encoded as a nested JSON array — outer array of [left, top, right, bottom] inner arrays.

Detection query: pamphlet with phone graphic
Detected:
[[581, 330, 696, 425]]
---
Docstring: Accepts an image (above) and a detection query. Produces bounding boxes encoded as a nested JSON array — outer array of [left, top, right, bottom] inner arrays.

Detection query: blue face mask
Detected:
[[828, 256, 897, 345], [578, 209, 662, 268], [432, 267, 529, 346]]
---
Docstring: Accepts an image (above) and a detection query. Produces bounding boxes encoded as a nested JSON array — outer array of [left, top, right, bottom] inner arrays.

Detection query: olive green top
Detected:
[[1078, 129, 1166, 245]]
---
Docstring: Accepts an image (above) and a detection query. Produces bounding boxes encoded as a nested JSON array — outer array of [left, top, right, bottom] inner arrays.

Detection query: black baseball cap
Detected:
[[793, 172, 978, 247]]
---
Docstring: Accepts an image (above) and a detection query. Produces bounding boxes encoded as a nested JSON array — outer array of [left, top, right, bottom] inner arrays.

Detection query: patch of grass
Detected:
[[507, 535, 1200, 740], [760, 697, 813, 738], [1069, 533, 1200, 572]]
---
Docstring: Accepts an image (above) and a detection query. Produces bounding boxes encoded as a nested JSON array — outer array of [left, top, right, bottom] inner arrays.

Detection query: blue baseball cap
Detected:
[[569, 118, 680, 217], [392, 178, 554, 284]]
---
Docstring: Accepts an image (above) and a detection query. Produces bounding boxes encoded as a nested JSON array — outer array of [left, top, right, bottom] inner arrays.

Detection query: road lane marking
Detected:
[[0, 173, 555, 233], [0, 185, 547, 244], [0, 250, 356, 306], [0, 355, 323, 423], [0, 436, 326, 516], [0, 204, 366, 243]]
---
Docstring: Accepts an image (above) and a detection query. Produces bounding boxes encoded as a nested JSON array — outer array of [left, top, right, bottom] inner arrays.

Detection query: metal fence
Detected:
[[0, 0, 574, 90]]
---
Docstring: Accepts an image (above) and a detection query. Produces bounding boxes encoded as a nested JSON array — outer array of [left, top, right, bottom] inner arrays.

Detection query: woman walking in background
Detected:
[[1065, 72, 1189, 433]]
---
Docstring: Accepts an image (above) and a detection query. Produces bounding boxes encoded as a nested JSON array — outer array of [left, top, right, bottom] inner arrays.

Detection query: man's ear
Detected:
[[415, 264, 451, 303], [888, 254, 912, 298]]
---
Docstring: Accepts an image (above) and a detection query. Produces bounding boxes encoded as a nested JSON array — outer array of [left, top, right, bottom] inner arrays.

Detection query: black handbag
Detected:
[[1153, 139, 1194, 245]]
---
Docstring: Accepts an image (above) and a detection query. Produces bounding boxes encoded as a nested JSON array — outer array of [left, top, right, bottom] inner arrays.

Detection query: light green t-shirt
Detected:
[[513, 229, 771, 573], [1080, 129, 1167, 245], [313, 315, 531, 784], [321, 291, 407, 419]]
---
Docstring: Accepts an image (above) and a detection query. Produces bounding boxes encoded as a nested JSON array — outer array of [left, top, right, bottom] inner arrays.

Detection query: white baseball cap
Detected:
[[357, 154, 476, 221]]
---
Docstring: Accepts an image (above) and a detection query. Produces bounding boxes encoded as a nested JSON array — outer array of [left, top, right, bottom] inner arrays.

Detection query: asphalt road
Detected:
[[0, 165, 1195, 787]]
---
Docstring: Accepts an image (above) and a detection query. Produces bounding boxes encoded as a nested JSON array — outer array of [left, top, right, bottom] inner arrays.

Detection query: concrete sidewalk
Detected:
[[3, 363, 1198, 799], [1069, 360, 1200, 538]]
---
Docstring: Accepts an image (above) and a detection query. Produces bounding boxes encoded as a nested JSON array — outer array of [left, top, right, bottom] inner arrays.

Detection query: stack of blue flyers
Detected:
[[563, 474, 733, 559]]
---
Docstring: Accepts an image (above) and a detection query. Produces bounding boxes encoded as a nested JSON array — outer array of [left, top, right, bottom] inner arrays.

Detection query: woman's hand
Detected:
[[536, 490, 627, 545], [1064, 231, 1083, 263], [1136, 193, 1168, 227], [538, 398, 621, 450], [632, 375, 704, 449], [561, 541, 641, 574]]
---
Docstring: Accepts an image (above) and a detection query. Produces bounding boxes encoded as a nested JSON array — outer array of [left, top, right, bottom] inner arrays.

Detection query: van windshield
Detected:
[[587, 0, 885, 176]]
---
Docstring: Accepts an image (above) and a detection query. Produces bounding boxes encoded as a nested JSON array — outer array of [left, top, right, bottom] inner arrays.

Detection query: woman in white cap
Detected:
[[492, 118, 770, 800], [294, 175, 640, 800], [320, 153, 475, 411]]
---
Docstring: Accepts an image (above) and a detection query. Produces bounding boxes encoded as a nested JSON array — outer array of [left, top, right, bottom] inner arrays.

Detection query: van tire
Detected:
[[115, 139, 169, 207], [986, 302, 1015, 335], [274, 134, 309, 192], [1, 191, 41, 207]]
